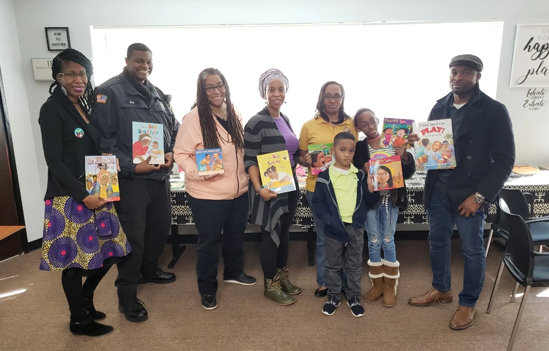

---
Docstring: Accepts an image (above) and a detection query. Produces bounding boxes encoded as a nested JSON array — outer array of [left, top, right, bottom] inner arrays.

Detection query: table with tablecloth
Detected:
[[167, 171, 549, 267]]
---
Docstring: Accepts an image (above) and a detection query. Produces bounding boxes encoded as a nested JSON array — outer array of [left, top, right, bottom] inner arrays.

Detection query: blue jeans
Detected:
[[365, 201, 399, 263], [306, 190, 347, 289], [427, 189, 486, 307]]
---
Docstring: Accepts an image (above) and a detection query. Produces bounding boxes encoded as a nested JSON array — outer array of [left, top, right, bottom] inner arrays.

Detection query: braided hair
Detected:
[[49, 48, 95, 117], [315, 81, 350, 124], [192, 68, 244, 150]]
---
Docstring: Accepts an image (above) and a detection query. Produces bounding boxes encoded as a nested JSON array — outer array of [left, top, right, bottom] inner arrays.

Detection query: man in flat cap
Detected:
[[408, 54, 515, 330]]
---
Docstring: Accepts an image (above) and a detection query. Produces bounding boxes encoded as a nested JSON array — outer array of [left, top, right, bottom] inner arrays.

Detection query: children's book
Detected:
[[257, 150, 296, 194], [414, 119, 456, 171], [132, 122, 164, 165], [85, 155, 120, 202], [308, 143, 333, 175], [195, 148, 224, 176], [382, 118, 414, 148], [368, 151, 404, 191]]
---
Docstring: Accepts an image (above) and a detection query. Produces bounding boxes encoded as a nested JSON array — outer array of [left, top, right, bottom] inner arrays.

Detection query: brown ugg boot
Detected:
[[382, 260, 400, 308], [365, 260, 384, 303]]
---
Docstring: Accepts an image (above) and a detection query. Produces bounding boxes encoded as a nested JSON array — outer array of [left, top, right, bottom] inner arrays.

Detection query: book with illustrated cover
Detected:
[[308, 143, 333, 175], [368, 151, 404, 191], [382, 118, 414, 148], [85, 155, 120, 202], [132, 122, 164, 165], [195, 148, 224, 176], [414, 119, 456, 171], [257, 150, 296, 194]]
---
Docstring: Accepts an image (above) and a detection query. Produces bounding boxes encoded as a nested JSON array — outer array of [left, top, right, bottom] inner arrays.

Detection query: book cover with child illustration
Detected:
[[382, 118, 414, 148], [195, 148, 224, 176], [257, 150, 296, 194], [368, 151, 404, 191], [414, 119, 456, 171], [308, 143, 333, 175], [85, 155, 120, 202], [132, 122, 164, 165]]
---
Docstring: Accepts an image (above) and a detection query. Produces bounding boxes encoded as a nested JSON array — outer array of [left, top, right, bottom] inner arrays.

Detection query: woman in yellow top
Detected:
[[298, 81, 358, 297]]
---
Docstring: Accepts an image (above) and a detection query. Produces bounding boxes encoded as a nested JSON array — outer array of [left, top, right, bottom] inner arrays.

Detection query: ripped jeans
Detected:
[[365, 200, 398, 263]]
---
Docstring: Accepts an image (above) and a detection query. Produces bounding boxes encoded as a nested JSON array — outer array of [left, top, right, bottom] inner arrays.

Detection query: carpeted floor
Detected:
[[0, 240, 548, 351]]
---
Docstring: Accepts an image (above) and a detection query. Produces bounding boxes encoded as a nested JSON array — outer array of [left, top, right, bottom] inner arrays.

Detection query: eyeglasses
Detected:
[[205, 84, 226, 93], [358, 120, 378, 129], [323, 94, 343, 101], [58, 72, 87, 79]]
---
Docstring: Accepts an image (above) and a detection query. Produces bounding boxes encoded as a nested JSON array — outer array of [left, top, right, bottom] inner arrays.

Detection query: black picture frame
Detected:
[[45, 27, 71, 51]]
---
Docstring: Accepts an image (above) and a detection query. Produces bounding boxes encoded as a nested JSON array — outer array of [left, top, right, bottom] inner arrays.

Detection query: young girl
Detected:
[[353, 108, 416, 307]]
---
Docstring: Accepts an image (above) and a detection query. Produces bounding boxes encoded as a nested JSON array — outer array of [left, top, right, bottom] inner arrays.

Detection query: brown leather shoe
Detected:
[[449, 305, 476, 330], [408, 287, 453, 307]]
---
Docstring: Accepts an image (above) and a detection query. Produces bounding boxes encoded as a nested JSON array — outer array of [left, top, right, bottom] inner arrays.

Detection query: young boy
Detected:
[[312, 132, 379, 317]]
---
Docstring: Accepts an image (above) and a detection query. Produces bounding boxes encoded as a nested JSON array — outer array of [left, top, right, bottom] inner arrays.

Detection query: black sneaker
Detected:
[[224, 272, 257, 286], [322, 295, 341, 316], [201, 294, 218, 310], [347, 296, 365, 318], [118, 298, 148, 323]]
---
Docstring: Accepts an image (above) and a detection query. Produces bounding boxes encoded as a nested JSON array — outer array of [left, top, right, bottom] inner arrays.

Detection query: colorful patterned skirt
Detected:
[[39, 196, 131, 271]]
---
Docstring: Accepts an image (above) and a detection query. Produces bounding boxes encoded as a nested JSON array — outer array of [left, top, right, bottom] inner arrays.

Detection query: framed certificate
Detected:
[[45, 27, 71, 51]]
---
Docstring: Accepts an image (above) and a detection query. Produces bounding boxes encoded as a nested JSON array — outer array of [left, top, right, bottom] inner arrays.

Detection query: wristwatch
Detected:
[[255, 186, 263, 195], [473, 192, 485, 204]]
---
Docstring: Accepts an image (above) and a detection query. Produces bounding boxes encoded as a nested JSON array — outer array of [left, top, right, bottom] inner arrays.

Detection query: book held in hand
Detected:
[[368, 151, 404, 191], [195, 148, 224, 176], [308, 143, 333, 175], [257, 150, 296, 194], [85, 155, 120, 202], [382, 118, 414, 148], [132, 122, 164, 165], [414, 119, 456, 171]]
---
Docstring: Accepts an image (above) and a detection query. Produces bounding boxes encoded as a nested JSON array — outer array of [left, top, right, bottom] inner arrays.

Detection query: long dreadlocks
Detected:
[[193, 68, 244, 150], [49, 48, 95, 117]]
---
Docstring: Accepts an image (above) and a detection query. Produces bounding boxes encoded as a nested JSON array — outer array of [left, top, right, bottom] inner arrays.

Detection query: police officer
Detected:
[[94, 43, 180, 323]]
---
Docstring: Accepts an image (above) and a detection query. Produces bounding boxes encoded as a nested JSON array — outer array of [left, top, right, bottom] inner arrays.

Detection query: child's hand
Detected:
[[135, 156, 161, 173], [366, 170, 375, 193], [407, 133, 419, 144]]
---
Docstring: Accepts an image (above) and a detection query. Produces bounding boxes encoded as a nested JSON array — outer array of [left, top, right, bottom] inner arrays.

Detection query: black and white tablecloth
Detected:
[[171, 171, 549, 227]]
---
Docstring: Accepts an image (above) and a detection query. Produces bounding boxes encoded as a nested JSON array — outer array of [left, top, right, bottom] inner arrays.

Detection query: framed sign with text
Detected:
[[45, 27, 71, 51], [510, 24, 549, 88]]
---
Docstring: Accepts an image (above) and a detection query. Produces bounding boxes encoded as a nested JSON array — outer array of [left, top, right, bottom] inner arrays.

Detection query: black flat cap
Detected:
[[449, 54, 483, 72]]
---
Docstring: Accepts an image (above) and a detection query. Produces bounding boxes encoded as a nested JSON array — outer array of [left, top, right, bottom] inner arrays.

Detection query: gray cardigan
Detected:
[[244, 107, 300, 246]]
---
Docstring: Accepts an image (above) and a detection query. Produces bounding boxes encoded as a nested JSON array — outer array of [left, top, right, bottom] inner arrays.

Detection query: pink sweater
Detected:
[[174, 107, 249, 200]]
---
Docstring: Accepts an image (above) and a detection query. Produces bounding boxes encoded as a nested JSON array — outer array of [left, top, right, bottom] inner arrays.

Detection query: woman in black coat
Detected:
[[38, 49, 130, 336]]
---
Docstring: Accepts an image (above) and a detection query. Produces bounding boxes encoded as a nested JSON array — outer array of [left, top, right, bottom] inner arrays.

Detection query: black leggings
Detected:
[[61, 265, 111, 318], [260, 189, 298, 279]]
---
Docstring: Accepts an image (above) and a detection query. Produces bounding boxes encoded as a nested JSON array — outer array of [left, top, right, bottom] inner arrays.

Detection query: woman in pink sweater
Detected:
[[174, 68, 255, 310]]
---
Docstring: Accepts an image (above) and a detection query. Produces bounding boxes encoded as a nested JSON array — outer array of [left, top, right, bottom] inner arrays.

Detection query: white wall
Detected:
[[3, 0, 549, 242], [0, 0, 45, 242]]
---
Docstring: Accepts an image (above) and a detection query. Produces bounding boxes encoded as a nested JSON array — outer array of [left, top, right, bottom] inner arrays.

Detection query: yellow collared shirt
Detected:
[[329, 163, 358, 223]]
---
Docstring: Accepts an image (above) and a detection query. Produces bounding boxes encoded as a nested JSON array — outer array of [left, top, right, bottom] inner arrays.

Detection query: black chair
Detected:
[[485, 189, 549, 258], [486, 198, 549, 351]]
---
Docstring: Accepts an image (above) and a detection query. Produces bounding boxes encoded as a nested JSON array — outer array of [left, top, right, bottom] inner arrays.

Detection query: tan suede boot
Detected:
[[382, 260, 400, 308], [365, 260, 384, 303]]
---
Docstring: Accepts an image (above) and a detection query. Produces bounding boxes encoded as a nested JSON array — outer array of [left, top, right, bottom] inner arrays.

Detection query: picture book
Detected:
[[257, 150, 296, 194], [414, 119, 456, 171], [195, 148, 224, 176], [382, 118, 414, 148], [85, 155, 120, 202], [368, 151, 404, 191], [132, 122, 164, 165], [308, 143, 333, 175]]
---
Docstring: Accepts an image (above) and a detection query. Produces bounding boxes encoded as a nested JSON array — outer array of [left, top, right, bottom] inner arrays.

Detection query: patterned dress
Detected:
[[39, 196, 131, 271]]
